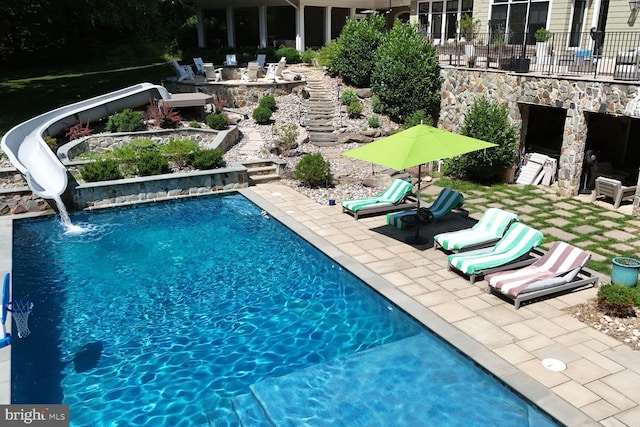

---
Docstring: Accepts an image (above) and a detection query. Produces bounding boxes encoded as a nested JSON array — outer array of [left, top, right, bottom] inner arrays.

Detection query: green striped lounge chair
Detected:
[[386, 188, 464, 230], [433, 208, 518, 253], [447, 222, 544, 284], [485, 241, 598, 309], [341, 179, 415, 220]]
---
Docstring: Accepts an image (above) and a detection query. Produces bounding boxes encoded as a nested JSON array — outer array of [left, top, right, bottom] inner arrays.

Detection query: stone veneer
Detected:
[[438, 66, 640, 215]]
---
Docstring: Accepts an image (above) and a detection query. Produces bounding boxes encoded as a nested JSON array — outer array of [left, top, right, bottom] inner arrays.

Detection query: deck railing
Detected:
[[431, 31, 640, 81]]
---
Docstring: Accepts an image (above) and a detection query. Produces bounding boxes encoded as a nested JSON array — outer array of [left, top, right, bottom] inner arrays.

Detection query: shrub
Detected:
[[347, 101, 363, 118], [403, 110, 433, 129], [145, 99, 182, 129], [340, 88, 358, 106], [597, 284, 636, 317], [274, 123, 299, 156], [371, 95, 384, 114], [302, 48, 317, 65], [188, 120, 201, 128], [368, 116, 381, 128], [259, 95, 277, 112], [105, 109, 145, 133], [162, 140, 199, 168], [294, 153, 331, 187], [206, 113, 228, 130], [252, 106, 272, 124], [333, 15, 386, 87], [443, 97, 517, 183], [136, 151, 170, 176], [80, 159, 123, 182], [192, 148, 224, 170], [275, 46, 302, 63], [372, 20, 442, 122], [65, 120, 92, 141], [316, 40, 340, 69], [43, 136, 57, 151]]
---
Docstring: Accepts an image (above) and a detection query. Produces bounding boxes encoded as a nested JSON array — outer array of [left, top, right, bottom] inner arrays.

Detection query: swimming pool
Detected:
[[10, 193, 559, 426]]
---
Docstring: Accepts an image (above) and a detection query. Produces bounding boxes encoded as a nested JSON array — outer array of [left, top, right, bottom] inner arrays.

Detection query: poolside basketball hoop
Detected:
[[7, 299, 34, 339]]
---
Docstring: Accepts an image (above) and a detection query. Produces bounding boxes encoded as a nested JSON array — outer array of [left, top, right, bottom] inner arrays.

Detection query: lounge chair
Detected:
[[255, 54, 267, 70], [591, 176, 637, 209], [486, 241, 598, 309], [434, 208, 518, 252], [447, 223, 544, 284], [171, 60, 195, 81], [341, 179, 416, 220], [240, 62, 260, 82], [223, 54, 238, 66], [386, 188, 465, 230], [193, 57, 206, 75], [203, 64, 223, 82], [265, 57, 286, 80]]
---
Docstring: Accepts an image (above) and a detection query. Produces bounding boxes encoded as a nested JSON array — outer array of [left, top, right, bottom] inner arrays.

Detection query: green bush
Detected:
[[316, 40, 340, 69], [275, 46, 302, 63], [162, 139, 199, 167], [597, 284, 636, 317], [302, 48, 317, 65], [371, 95, 384, 114], [443, 97, 517, 183], [347, 101, 363, 118], [192, 148, 224, 170], [80, 159, 123, 182], [188, 120, 201, 128], [340, 88, 358, 106], [274, 123, 299, 156], [136, 151, 170, 176], [105, 109, 145, 133], [333, 15, 386, 87], [206, 113, 228, 130], [368, 116, 381, 128], [294, 153, 331, 187], [372, 20, 442, 122], [259, 95, 277, 112], [403, 110, 433, 129], [252, 106, 273, 124]]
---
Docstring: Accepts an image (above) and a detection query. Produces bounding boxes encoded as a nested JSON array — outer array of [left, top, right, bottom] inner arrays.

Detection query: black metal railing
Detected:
[[430, 31, 640, 81]]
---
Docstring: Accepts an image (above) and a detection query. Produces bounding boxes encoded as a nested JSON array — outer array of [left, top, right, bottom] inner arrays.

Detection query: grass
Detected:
[[430, 176, 640, 284], [0, 62, 172, 136]]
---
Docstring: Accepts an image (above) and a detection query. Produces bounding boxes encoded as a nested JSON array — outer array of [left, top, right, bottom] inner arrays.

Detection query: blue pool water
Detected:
[[10, 194, 558, 426]]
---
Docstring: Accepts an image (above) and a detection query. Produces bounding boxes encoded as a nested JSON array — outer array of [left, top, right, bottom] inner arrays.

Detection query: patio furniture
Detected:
[[614, 47, 640, 80], [171, 60, 195, 81], [240, 62, 260, 82], [386, 188, 465, 230], [203, 64, 223, 82], [591, 176, 637, 209], [341, 179, 417, 220], [223, 54, 238, 66]]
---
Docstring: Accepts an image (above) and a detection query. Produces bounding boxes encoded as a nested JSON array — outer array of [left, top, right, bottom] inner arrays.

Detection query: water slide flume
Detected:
[[1, 82, 171, 230]]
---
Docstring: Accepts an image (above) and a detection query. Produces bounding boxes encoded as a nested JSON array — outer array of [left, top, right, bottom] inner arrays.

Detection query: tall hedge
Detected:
[[371, 20, 442, 123], [333, 15, 386, 88], [444, 97, 518, 183]]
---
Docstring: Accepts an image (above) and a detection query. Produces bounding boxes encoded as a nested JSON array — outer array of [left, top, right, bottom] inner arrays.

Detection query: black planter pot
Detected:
[[515, 57, 530, 73]]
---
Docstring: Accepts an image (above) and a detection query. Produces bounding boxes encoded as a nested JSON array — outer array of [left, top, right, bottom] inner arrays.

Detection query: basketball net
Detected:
[[7, 299, 33, 339]]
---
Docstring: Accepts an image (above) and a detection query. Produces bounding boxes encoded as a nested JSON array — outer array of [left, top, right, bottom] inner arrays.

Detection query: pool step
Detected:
[[232, 393, 274, 426]]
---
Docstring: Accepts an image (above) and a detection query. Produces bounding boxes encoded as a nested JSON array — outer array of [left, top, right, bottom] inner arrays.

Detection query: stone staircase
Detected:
[[296, 68, 338, 147], [239, 159, 287, 184]]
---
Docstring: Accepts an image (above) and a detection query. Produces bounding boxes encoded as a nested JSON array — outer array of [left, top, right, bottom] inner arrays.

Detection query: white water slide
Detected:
[[1, 82, 171, 199]]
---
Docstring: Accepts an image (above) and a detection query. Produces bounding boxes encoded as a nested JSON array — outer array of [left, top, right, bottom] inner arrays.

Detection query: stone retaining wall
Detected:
[[438, 67, 640, 215]]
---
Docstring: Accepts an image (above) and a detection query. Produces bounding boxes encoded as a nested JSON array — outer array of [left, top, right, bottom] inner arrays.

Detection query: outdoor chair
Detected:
[[486, 241, 598, 309], [255, 54, 267, 71], [240, 62, 260, 82], [265, 57, 286, 81], [434, 208, 518, 253], [171, 60, 195, 81], [223, 54, 238, 66], [591, 176, 637, 209], [193, 57, 206, 75], [341, 179, 417, 220], [203, 64, 223, 82], [386, 188, 465, 230], [447, 223, 544, 284]]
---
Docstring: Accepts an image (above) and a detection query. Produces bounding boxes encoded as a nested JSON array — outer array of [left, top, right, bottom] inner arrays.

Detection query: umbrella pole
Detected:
[[405, 165, 429, 246]]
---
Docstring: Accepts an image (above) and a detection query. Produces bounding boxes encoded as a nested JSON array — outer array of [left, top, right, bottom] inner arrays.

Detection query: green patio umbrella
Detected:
[[343, 124, 498, 243]]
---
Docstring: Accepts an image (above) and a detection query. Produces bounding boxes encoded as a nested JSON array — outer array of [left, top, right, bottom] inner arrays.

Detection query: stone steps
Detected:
[[294, 67, 339, 146]]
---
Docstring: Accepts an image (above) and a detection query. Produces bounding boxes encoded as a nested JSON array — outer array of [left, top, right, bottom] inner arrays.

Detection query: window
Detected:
[[417, 0, 475, 42], [569, 0, 587, 47], [489, 0, 549, 45]]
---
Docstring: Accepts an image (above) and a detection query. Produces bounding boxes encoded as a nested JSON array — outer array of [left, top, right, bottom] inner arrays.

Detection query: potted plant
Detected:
[[534, 28, 552, 61], [611, 256, 640, 287], [460, 15, 480, 65]]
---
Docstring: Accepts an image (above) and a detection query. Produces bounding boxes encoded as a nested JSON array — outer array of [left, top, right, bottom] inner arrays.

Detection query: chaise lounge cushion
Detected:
[[434, 208, 518, 252], [386, 188, 464, 230], [341, 179, 415, 219]]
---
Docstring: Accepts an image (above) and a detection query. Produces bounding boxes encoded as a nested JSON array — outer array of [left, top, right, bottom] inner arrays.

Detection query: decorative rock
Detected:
[[336, 133, 374, 145]]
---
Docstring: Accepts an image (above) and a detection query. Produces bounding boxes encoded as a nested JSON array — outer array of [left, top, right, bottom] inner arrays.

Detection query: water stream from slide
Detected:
[[53, 196, 87, 234]]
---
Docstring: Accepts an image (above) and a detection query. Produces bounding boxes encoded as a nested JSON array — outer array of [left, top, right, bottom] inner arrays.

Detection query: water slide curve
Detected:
[[1, 82, 171, 199]]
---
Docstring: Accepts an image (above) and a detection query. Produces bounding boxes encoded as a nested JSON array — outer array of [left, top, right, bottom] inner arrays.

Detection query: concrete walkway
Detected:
[[248, 182, 640, 427]]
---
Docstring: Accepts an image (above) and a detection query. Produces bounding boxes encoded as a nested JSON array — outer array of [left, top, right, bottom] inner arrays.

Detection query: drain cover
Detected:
[[541, 358, 567, 372]]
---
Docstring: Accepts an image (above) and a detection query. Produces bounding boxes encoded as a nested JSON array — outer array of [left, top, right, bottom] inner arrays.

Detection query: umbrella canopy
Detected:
[[342, 124, 498, 171]]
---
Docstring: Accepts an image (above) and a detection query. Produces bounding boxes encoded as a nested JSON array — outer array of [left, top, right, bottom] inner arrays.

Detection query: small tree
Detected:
[[371, 20, 442, 123], [443, 97, 517, 183], [294, 153, 331, 187], [333, 15, 386, 87], [274, 124, 299, 156]]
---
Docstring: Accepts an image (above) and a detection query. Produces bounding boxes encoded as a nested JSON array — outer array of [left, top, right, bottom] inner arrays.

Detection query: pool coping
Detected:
[[239, 188, 600, 426], [0, 190, 598, 425]]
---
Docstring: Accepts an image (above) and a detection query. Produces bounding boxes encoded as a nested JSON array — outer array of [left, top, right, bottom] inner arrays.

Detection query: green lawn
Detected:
[[0, 62, 172, 136]]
